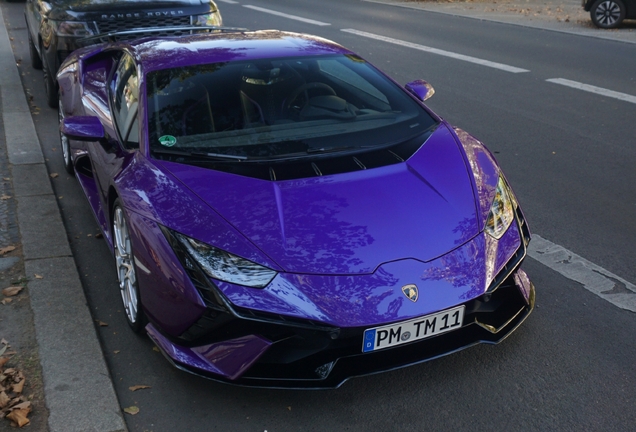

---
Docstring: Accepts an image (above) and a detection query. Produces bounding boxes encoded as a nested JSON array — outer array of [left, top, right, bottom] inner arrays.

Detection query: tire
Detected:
[[58, 102, 74, 174], [28, 34, 42, 70], [590, 0, 626, 29], [41, 45, 59, 109], [112, 200, 146, 332]]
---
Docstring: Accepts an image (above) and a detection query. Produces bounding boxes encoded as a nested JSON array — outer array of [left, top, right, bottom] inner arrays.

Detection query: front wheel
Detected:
[[113, 200, 146, 332], [590, 0, 626, 29], [28, 34, 42, 70]]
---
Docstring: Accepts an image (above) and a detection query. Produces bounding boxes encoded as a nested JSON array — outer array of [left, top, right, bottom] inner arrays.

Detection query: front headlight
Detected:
[[56, 21, 94, 37], [173, 232, 276, 288], [191, 11, 223, 27], [485, 176, 515, 239]]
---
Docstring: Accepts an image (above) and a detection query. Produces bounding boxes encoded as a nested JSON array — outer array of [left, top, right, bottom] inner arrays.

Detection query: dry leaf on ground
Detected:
[[123, 405, 140, 415], [50, 173, 59, 178], [0, 246, 15, 255], [12, 379, 25, 394], [34, 274, 43, 279], [6, 407, 31, 427], [95, 320, 108, 327], [0, 195, 11, 200], [2, 287, 23, 297], [1, 298, 13, 305], [129, 385, 151, 391], [0, 391, 10, 409]]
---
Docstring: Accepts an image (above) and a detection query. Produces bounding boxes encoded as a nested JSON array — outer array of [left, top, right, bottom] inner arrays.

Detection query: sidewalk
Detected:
[[368, 0, 636, 44], [0, 0, 632, 430], [0, 4, 125, 432]]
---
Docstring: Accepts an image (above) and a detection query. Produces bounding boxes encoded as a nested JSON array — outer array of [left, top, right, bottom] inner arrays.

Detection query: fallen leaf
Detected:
[[123, 405, 140, 415], [12, 379, 25, 394], [87, 234, 92, 237], [287, 406, 292, 411], [3, 178, 10, 181], [0, 357, 9, 367], [50, 173, 59, 178], [0, 246, 15, 255], [11, 401, 31, 411], [0, 344, 7, 356], [1, 195, 11, 200], [34, 274, 43, 279], [95, 320, 108, 327], [152, 346, 160, 352], [2, 287, 22, 297], [95, 233, 103, 239], [129, 385, 151, 392], [0, 391, 10, 408], [6, 408, 31, 427], [1, 298, 13, 305], [113, 350, 120, 354]]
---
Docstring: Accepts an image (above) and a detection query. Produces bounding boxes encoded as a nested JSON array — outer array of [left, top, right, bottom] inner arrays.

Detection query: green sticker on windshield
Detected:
[[159, 135, 177, 147]]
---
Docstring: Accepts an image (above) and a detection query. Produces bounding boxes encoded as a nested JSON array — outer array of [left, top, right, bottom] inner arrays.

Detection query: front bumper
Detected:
[[143, 188, 534, 388], [147, 267, 534, 389]]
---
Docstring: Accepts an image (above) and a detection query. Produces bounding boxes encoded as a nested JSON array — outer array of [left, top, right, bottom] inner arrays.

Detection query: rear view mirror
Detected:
[[60, 116, 105, 141], [405, 80, 435, 102]]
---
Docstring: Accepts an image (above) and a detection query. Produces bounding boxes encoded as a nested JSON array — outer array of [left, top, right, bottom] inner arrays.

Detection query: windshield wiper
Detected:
[[306, 146, 358, 154], [152, 148, 249, 161]]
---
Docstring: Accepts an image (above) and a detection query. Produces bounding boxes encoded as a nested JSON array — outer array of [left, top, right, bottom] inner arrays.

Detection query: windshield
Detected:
[[146, 54, 437, 161]]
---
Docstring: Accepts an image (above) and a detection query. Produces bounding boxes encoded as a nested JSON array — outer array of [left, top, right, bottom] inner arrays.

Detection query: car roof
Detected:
[[125, 30, 354, 73]]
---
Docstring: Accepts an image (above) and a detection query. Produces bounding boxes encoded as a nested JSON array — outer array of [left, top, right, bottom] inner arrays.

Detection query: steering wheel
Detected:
[[284, 82, 336, 112]]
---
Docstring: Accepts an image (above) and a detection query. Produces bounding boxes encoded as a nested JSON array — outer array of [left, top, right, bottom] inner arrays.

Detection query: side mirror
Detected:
[[405, 80, 435, 102], [60, 116, 105, 141]]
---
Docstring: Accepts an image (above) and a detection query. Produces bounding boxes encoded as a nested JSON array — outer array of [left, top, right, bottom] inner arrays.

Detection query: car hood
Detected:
[[159, 124, 480, 275]]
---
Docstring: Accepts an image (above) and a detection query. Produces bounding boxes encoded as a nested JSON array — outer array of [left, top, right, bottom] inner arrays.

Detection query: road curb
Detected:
[[0, 5, 127, 432]]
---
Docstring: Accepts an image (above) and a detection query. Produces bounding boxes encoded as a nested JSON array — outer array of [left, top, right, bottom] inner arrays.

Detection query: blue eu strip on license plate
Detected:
[[362, 305, 465, 353]]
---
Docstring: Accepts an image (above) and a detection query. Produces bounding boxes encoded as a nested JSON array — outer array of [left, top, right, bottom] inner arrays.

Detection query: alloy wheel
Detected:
[[113, 206, 140, 327], [592, 0, 625, 28]]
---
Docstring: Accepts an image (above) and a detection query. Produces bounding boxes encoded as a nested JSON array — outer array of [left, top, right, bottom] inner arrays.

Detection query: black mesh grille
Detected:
[[96, 16, 192, 37]]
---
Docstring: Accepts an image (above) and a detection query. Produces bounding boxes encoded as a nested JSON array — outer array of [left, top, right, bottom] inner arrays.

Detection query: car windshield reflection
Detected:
[[146, 54, 437, 161]]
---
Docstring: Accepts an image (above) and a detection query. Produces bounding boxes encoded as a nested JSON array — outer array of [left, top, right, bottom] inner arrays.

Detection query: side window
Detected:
[[110, 54, 139, 149]]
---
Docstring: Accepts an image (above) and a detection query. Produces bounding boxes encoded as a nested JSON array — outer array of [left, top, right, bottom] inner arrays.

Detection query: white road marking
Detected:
[[528, 235, 636, 312], [546, 78, 636, 104], [216, 0, 239, 4], [341, 28, 529, 73], [243, 5, 331, 26]]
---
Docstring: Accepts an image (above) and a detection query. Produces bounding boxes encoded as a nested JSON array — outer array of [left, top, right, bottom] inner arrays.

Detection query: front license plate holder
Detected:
[[362, 305, 465, 352]]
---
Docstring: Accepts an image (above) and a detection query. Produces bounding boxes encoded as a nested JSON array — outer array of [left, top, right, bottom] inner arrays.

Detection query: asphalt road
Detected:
[[3, 0, 636, 430]]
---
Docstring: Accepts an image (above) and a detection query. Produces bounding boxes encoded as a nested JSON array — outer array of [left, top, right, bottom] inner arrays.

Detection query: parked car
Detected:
[[24, 0, 222, 108], [57, 29, 535, 388], [584, 0, 635, 28]]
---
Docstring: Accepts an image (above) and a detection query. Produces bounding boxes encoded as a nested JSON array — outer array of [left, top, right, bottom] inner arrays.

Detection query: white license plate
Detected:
[[362, 305, 465, 352]]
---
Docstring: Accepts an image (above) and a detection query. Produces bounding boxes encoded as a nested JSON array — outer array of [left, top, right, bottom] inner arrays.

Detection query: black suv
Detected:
[[25, 0, 222, 108], [584, 0, 636, 29]]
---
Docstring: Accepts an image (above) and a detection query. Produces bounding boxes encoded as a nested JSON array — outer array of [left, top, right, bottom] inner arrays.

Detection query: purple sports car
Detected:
[[57, 29, 534, 388]]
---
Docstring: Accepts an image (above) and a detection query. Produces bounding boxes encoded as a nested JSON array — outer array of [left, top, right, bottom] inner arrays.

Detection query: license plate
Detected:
[[362, 305, 465, 352]]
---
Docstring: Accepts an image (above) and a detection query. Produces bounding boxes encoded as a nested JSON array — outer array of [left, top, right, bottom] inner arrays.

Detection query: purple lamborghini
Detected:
[[57, 29, 534, 388]]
